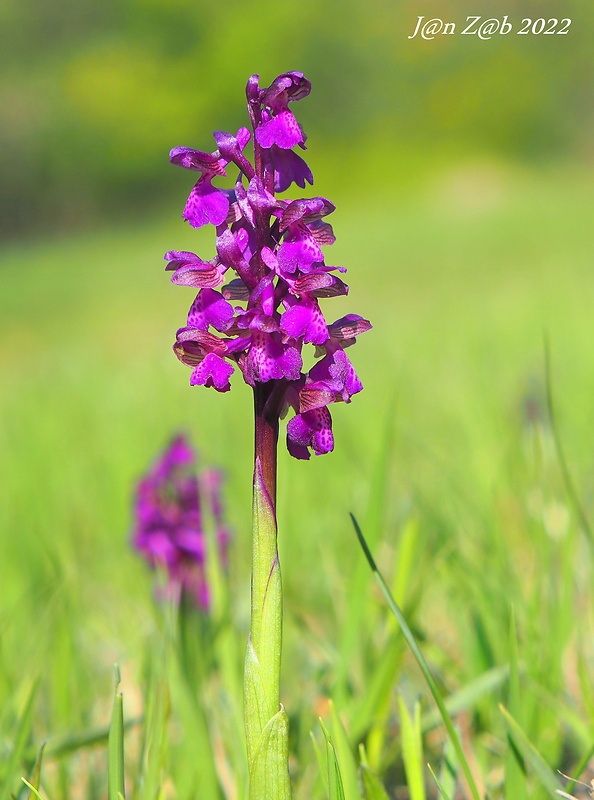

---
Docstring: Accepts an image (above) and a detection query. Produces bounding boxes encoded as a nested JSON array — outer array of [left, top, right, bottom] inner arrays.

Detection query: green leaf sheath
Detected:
[[245, 457, 290, 799]]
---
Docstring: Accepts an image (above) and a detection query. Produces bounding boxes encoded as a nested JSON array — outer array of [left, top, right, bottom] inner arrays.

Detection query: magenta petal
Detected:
[[261, 72, 311, 107], [164, 250, 201, 270], [278, 235, 322, 274], [213, 128, 251, 157], [281, 301, 328, 345], [243, 333, 302, 385], [183, 180, 230, 228], [286, 436, 310, 460], [170, 146, 225, 175], [308, 220, 336, 246], [222, 278, 249, 300], [280, 197, 335, 230], [171, 263, 224, 289], [255, 109, 303, 149], [307, 349, 363, 403], [286, 407, 334, 457], [175, 529, 207, 558], [327, 314, 372, 341], [187, 288, 235, 332], [270, 146, 313, 192], [298, 386, 335, 413], [161, 434, 195, 471], [247, 176, 281, 215], [293, 272, 349, 298], [190, 353, 233, 392]]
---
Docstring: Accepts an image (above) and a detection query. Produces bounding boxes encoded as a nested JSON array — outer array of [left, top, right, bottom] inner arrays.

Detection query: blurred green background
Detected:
[[2, 1, 594, 796], [2, 0, 593, 236]]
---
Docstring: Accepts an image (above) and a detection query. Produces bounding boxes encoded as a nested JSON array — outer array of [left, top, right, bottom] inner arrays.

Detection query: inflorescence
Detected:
[[167, 72, 371, 459], [133, 434, 230, 609]]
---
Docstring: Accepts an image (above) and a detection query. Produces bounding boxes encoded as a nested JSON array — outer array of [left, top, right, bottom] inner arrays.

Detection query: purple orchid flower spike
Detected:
[[164, 72, 371, 799], [167, 73, 370, 460], [132, 434, 230, 610]]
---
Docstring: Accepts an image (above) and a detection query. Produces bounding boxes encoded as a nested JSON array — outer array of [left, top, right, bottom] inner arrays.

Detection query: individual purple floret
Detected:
[[168, 72, 371, 458], [132, 434, 230, 609]]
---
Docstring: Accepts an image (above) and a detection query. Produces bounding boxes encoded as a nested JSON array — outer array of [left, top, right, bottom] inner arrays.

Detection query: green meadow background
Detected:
[[2, 1, 594, 797]]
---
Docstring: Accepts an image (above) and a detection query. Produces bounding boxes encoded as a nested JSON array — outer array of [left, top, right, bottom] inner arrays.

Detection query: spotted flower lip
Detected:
[[132, 434, 230, 609], [251, 72, 311, 151], [170, 129, 252, 230], [167, 72, 371, 458]]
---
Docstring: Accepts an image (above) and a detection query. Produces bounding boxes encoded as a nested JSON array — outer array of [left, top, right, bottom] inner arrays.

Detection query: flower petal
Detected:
[[261, 72, 311, 107], [187, 288, 235, 332], [255, 109, 303, 149], [170, 146, 226, 175], [183, 180, 230, 229], [278, 234, 323, 274], [270, 146, 313, 192], [222, 278, 250, 300], [280, 197, 335, 230], [327, 314, 373, 344], [286, 407, 334, 457], [241, 332, 302, 386], [280, 299, 328, 345], [190, 352, 234, 392], [171, 263, 224, 289]]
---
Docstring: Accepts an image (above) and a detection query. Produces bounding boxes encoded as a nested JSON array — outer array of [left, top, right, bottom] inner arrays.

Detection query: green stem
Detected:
[[244, 383, 291, 799]]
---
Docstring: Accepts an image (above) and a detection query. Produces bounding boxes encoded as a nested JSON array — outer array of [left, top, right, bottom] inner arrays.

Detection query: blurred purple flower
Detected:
[[167, 72, 371, 458], [132, 434, 230, 609]]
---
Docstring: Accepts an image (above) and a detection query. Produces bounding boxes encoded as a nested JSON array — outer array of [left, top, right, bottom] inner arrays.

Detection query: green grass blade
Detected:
[[427, 764, 453, 800], [20, 779, 47, 800], [350, 514, 481, 800], [108, 666, 126, 800], [24, 742, 46, 800], [23, 718, 141, 763], [499, 704, 563, 796], [0, 679, 39, 800], [359, 764, 390, 800], [358, 744, 390, 800], [320, 720, 346, 800], [505, 610, 528, 800], [311, 730, 329, 797], [135, 669, 169, 800], [544, 337, 594, 549], [421, 665, 509, 733], [329, 702, 360, 800], [398, 697, 426, 800], [436, 736, 458, 800]]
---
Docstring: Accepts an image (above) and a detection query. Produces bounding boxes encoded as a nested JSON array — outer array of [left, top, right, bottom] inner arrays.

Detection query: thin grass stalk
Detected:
[[350, 513, 482, 800], [544, 336, 594, 549]]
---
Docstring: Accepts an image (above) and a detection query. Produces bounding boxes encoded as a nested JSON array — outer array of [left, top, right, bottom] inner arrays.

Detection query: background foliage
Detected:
[[2, 0, 594, 236]]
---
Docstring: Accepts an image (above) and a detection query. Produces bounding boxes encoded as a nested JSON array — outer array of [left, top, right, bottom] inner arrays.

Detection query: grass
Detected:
[[1, 159, 594, 798]]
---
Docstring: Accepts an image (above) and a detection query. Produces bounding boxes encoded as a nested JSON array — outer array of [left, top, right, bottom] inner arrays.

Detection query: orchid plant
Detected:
[[132, 433, 230, 611], [166, 71, 371, 799]]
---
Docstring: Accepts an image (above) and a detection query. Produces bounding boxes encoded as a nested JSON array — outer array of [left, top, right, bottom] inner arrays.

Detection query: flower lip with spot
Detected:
[[170, 130, 252, 230], [286, 406, 334, 460], [253, 72, 311, 151]]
